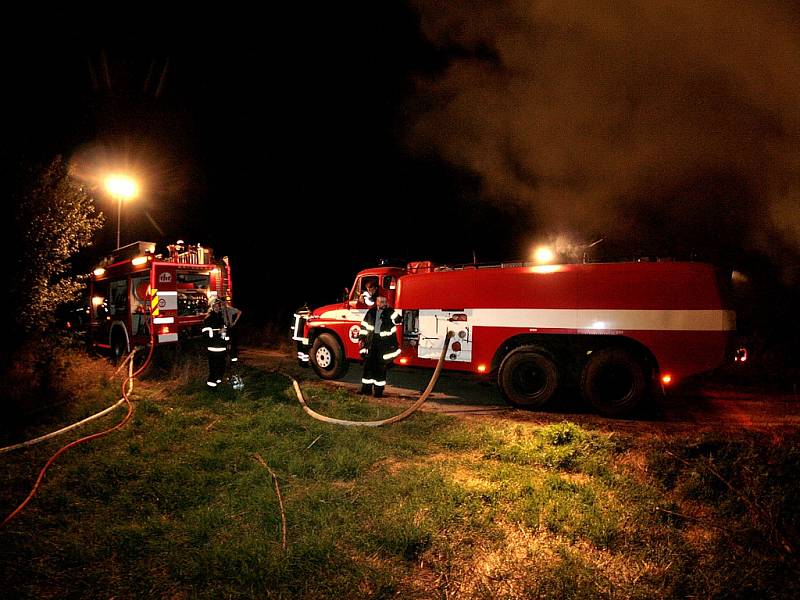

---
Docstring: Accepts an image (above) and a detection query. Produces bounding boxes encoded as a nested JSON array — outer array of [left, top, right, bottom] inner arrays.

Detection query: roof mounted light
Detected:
[[93, 268, 105, 277], [533, 245, 555, 264], [131, 256, 148, 266], [530, 265, 562, 274]]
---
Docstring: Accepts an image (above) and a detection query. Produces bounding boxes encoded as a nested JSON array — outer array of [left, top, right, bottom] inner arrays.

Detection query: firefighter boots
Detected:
[[359, 383, 372, 395], [373, 385, 384, 398]]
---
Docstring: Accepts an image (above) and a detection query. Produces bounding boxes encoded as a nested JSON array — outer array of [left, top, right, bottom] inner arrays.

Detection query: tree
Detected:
[[11, 156, 104, 336]]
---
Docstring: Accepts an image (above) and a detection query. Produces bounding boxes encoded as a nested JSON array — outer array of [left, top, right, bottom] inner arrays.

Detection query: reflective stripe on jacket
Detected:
[[204, 311, 227, 351], [359, 306, 402, 363]]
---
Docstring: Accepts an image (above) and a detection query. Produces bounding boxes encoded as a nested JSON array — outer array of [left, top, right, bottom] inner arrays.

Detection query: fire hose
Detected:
[[0, 352, 137, 456], [290, 331, 454, 427], [1, 337, 155, 528], [2, 330, 449, 525]]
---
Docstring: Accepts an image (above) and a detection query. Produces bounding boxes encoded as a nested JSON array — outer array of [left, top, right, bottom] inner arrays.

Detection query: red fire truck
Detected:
[[292, 260, 736, 415], [89, 241, 233, 361]]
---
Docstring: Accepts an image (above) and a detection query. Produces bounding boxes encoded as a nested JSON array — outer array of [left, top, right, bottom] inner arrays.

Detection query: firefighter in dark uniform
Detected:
[[202, 298, 228, 387], [358, 295, 402, 397], [220, 299, 242, 362]]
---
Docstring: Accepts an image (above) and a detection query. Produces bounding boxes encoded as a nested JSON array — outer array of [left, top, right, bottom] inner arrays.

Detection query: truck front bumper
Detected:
[[291, 312, 311, 367]]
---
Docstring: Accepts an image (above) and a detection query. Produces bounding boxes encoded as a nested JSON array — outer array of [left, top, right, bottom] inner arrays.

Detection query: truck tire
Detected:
[[581, 348, 647, 417], [497, 345, 559, 408], [310, 333, 349, 380], [111, 330, 129, 365]]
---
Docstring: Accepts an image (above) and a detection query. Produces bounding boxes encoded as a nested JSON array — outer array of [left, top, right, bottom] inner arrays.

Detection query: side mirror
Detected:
[[342, 287, 350, 305]]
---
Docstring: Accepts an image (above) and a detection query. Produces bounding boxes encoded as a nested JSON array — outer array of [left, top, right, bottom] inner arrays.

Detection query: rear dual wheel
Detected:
[[497, 346, 559, 408], [580, 348, 647, 417], [497, 344, 650, 417]]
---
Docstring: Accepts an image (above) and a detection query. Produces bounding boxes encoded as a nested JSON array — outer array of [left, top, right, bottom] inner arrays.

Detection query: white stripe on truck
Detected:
[[469, 309, 735, 332]]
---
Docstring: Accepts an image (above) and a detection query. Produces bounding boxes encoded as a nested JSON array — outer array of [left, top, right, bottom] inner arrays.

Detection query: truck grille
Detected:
[[292, 312, 309, 344]]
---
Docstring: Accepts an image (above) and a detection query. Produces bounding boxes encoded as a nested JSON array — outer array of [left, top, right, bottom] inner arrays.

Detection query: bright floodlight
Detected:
[[106, 174, 140, 249], [533, 245, 555, 265], [104, 174, 139, 200]]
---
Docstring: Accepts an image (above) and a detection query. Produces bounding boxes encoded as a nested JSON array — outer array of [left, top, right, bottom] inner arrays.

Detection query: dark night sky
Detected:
[[1, 7, 535, 326], [3, 3, 800, 333]]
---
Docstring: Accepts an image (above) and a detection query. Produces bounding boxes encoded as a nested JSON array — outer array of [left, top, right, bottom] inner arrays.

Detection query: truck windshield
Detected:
[[350, 275, 379, 304]]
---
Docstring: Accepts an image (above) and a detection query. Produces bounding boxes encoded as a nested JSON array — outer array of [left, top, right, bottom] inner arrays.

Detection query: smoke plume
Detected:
[[408, 0, 800, 275]]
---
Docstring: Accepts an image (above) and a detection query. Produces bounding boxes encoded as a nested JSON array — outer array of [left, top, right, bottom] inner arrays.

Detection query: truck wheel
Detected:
[[111, 331, 129, 365], [498, 346, 559, 408], [310, 333, 349, 380], [581, 348, 647, 417]]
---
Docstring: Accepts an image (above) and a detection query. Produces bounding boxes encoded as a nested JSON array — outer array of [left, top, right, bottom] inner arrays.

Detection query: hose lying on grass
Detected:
[[0, 353, 137, 455], [1, 341, 153, 528], [289, 331, 454, 427]]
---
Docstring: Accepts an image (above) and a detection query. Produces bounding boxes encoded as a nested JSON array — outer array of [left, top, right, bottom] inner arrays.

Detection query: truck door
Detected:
[[107, 278, 131, 357], [350, 274, 379, 309], [382, 274, 397, 307], [417, 309, 473, 362], [109, 279, 128, 320]]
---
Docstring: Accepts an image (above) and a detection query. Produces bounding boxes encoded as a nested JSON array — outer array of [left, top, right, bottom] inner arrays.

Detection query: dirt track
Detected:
[[241, 348, 800, 435]]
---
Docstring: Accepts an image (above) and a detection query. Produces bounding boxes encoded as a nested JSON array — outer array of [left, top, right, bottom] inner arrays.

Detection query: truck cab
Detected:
[[292, 265, 405, 377], [346, 269, 400, 309]]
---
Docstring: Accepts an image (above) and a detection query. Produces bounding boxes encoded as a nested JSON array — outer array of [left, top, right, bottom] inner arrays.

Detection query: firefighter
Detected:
[[219, 299, 243, 362], [361, 281, 377, 307], [358, 295, 402, 397], [202, 298, 228, 387]]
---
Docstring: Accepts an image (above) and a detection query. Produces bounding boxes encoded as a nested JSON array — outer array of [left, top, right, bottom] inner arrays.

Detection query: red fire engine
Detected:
[[292, 260, 735, 415], [89, 241, 233, 361]]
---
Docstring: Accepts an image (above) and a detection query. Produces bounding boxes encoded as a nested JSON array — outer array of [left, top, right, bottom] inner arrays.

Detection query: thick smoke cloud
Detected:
[[408, 0, 800, 274]]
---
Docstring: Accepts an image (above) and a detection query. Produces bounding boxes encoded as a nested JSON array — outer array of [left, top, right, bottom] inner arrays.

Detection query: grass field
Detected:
[[1, 352, 798, 599]]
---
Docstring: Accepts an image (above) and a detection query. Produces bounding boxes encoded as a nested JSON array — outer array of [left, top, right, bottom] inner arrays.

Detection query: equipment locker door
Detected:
[[417, 309, 473, 362]]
